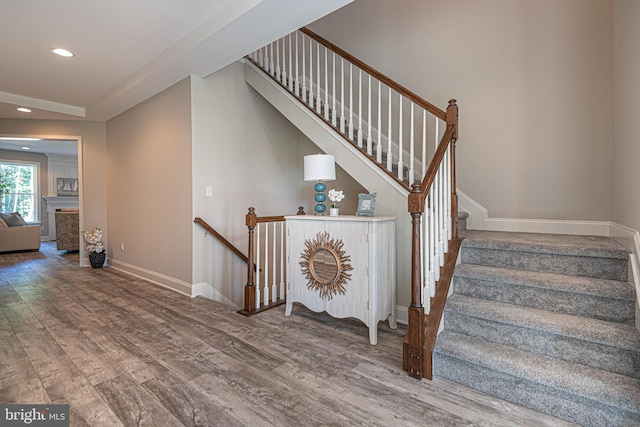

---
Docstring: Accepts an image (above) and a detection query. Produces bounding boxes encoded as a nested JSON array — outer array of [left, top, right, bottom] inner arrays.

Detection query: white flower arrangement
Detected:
[[328, 189, 345, 208], [82, 227, 104, 254]]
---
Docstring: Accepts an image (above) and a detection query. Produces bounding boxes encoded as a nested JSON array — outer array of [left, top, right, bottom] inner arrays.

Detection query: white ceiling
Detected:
[[0, 0, 352, 126]]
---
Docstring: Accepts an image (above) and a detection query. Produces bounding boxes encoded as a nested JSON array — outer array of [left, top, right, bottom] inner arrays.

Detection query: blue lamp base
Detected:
[[314, 182, 327, 215]]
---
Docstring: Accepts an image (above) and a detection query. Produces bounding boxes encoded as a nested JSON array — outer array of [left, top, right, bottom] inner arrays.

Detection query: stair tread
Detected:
[[461, 230, 629, 259], [455, 263, 636, 300], [445, 294, 640, 351], [435, 330, 640, 414]]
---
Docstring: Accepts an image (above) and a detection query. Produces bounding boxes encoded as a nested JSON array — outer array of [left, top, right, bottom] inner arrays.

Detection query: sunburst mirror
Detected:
[[300, 231, 353, 300]]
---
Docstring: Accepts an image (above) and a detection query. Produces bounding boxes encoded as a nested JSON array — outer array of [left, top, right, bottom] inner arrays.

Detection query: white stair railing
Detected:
[[248, 28, 448, 188]]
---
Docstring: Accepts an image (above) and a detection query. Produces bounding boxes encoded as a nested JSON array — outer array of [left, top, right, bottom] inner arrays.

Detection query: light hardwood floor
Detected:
[[0, 243, 575, 426]]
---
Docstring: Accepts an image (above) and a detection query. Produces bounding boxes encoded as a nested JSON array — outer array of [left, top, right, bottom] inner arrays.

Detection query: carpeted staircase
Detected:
[[433, 228, 640, 426]]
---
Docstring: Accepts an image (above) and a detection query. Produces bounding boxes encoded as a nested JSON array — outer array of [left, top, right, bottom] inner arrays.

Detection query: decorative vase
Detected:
[[330, 207, 340, 217], [89, 252, 106, 268]]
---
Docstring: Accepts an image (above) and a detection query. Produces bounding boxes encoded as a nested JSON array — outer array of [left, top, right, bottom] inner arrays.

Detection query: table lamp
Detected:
[[304, 154, 336, 215]]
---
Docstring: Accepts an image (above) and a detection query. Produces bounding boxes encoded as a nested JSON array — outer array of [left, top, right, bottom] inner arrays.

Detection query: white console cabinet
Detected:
[[285, 215, 397, 344]]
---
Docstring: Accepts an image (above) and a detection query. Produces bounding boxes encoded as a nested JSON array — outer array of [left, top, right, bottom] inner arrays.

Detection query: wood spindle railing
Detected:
[[239, 206, 305, 316], [248, 28, 461, 380]]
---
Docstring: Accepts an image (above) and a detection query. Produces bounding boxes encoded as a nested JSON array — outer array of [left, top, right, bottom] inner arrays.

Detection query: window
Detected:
[[0, 161, 39, 223]]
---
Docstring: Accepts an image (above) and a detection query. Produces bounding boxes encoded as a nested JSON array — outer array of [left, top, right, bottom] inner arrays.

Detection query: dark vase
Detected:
[[89, 252, 106, 268]]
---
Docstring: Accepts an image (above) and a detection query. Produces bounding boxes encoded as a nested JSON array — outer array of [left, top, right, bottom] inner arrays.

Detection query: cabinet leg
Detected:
[[285, 302, 292, 316], [388, 314, 398, 330], [369, 326, 378, 345]]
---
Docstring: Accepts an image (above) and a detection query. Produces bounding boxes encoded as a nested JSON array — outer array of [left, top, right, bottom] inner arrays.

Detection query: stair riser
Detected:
[[453, 276, 636, 324], [461, 248, 628, 281], [433, 352, 640, 427], [444, 311, 640, 379]]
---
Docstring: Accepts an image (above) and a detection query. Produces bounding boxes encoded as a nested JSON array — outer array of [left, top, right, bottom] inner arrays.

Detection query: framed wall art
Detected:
[[356, 192, 377, 216]]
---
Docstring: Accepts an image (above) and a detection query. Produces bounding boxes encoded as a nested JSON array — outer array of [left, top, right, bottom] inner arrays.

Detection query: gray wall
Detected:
[[310, 0, 615, 222], [107, 78, 193, 283], [613, 0, 640, 234]]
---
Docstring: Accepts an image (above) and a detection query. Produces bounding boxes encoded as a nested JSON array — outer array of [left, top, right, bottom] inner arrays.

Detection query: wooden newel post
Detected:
[[404, 183, 426, 379], [447, 99, 459, 239], [244, 207, 258, 313]]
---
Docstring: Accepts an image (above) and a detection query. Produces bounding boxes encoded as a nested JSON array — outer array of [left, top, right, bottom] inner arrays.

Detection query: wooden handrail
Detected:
[[194, 217, 249, 264], [300, 27, 446, 121]]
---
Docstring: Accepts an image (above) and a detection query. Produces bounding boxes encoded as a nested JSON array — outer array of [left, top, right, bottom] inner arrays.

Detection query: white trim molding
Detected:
[[458, 190, 612, 236], [109, 258, 192, 297]]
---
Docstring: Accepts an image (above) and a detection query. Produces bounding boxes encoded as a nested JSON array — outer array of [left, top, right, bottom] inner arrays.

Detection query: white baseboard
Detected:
[[458, 190, 612, 236], [192, 282, 239, 307], [109, 259, 192, 297]]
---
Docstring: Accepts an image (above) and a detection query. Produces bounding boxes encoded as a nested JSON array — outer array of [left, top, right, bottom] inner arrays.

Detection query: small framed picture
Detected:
[[356, 193, 377, 216]]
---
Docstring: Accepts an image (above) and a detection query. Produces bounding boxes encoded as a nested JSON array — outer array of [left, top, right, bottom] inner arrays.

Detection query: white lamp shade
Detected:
[[304, 154, 336, 181]]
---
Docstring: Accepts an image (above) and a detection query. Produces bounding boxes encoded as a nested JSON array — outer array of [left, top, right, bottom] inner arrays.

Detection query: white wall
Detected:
[[310, 0, 614, 222]]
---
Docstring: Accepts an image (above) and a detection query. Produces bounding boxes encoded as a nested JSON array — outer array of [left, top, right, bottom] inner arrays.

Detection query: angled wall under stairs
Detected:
[[243, 59, 416, 314], [434, 230, 640, 426]]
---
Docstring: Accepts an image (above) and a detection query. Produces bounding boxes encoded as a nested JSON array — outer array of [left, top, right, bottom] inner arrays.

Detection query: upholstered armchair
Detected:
[[55, 208, 80, 251]]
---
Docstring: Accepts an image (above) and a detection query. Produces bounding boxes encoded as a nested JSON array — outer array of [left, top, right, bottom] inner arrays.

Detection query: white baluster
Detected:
[[433, 175, 441, 281], [308, 37, 312, 106], [264, 223, 269, 305], [276, 39, 281, 81], [340, 58, 345, 133], [421, 217, 429, 312], [349, 63, 354, 140], [398, 95, 404, 182], [302, 34, 306, 103], [332, 52, 337, 126], [409, 102, 415, 186], [377, 81, 382, 163], [387, 87, 392, 171], [272, 223, 277, 303], [367, 75, 372, 155], [295, 32, 299, 96], [324, 47, 329, 120], [269, 43, 275, 76], [446, 145, 452, 242], [429, 190, 436, 292], [422, 110, 427, 178], [288, 33, 293, 91], [438, 166, 445, 266], [358, 69, 363, 147], [316, 43, 321, 114], [255, 224, 261, 309], [435, 117, 439, 150], [279, 222, 285, 300]]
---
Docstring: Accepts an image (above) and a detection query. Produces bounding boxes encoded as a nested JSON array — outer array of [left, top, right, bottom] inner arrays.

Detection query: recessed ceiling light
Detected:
[[21, 147, 31, 150], [17, 107, 31, 113], [51, 48, 75, 58]]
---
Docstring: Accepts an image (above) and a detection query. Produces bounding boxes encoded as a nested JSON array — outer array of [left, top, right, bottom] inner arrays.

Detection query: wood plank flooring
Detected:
[[0, 243, 576, 426]]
